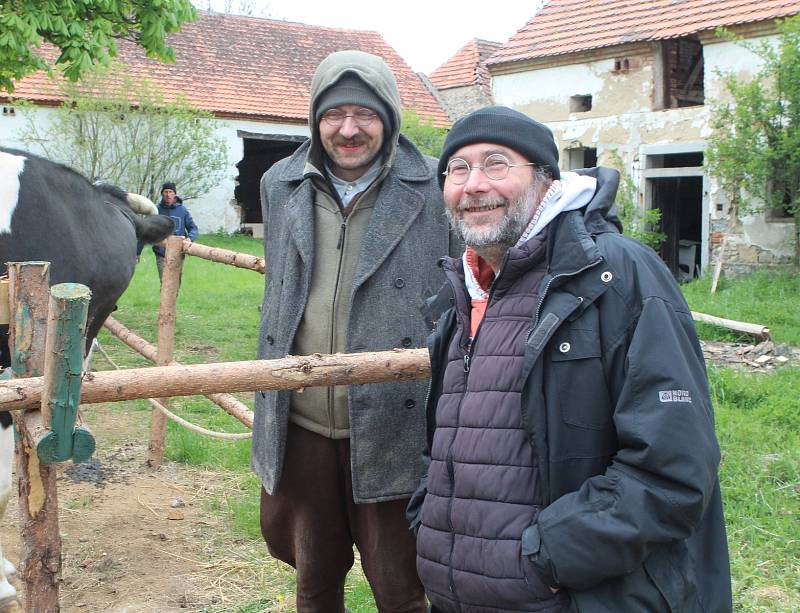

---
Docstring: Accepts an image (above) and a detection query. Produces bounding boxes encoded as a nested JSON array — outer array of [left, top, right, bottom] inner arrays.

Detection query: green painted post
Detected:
[[36, 283, 94, 464]]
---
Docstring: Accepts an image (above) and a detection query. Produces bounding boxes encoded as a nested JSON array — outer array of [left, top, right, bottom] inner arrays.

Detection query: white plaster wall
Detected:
[[0, 104, 55, 149], [190, 118, 309, 233], [493, 62, 608, 109], [0, 105, 310, 234], [703, 36, 774, 100]]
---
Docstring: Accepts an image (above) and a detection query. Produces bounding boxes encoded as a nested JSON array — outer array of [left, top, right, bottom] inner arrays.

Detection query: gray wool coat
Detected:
[[252, 135, 456, 503]]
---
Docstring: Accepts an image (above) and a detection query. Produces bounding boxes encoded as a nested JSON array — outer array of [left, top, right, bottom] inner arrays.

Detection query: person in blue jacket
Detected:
[[153, 181, 198, 281]]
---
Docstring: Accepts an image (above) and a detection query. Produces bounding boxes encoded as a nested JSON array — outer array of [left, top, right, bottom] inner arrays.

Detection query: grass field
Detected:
[[99, 235, 799, 612]]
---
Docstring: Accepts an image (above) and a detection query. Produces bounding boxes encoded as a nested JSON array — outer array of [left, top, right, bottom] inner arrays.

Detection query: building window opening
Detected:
[[566, 146, 597, 169], [657, 36, 704, 109], [570, 95, 592, 113]]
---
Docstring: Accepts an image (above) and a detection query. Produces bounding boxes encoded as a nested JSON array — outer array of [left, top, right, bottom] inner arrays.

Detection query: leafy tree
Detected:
[[707, 17, 800, 267], [607, 152, 666, 250], [401, 109, 448, 158], [0, 0, 196, 93], [18, 63, 227, 202]]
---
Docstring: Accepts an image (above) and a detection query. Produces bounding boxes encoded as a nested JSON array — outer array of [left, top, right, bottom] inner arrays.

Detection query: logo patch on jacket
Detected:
[[659, 390, 692, 403]]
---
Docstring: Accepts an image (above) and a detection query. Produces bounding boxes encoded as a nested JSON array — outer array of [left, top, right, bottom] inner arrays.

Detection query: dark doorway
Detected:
[[235, 133, 307, 227], [650, 176, 703, 281]]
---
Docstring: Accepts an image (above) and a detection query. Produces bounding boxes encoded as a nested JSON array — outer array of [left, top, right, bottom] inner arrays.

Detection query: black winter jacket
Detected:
[[409, 168, 732, 612]]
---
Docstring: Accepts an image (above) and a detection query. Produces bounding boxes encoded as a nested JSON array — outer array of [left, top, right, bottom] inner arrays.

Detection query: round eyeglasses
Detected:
[[321, 108, 378, 127], [443, 153, 535, 185]]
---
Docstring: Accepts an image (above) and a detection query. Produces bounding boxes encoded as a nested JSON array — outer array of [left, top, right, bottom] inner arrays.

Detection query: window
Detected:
[[566, 146, 597, 169], [570, 95, 592, 113], [655, 37, 704, 109]]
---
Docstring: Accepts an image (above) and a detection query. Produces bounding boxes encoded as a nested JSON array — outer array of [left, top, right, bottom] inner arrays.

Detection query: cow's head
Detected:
[[95, 184, 174, 244]]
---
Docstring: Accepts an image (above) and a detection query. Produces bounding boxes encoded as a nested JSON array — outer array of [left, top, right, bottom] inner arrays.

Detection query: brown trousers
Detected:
[[260, 423, 426, 613]]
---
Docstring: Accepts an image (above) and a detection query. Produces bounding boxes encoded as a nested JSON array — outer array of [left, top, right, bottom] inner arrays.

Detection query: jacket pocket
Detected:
[[643, 542, 701, 612], [550, 328, 612, 431]]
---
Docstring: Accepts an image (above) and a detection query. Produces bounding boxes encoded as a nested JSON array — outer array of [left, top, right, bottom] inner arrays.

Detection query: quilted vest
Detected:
[[416, 232, 568, 613]]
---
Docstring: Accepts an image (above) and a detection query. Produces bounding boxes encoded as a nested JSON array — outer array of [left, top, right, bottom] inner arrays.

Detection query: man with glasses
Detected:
[[407, 106, 731, 612], [253, 50, 454, 612]]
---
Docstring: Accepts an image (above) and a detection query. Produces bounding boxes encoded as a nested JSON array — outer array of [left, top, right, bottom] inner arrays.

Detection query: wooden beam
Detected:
[[149, 236, 183, 467], [691, 311, 770, 341], [103, 316, 254, 428], [0, 349, 431, 412]]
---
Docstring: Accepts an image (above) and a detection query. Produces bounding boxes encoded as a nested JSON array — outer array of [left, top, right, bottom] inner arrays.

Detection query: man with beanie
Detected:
[[407, 106, 732, 612], [153, 182, 198, 280], [253, 50, 455, 612]]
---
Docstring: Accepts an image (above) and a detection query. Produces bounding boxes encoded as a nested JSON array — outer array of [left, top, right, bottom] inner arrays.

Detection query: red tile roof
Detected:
[[489, 0, 800, 66], [6, 12, 449, 126], [429, 39, 503, 96]]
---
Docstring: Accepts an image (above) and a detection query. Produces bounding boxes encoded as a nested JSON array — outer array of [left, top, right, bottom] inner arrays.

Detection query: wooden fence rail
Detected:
[[0, 348, 431, 413], [103, 316, 255, 429]]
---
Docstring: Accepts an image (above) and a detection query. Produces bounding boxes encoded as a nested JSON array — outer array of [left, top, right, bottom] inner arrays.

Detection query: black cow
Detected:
[[0, 147, 174, 605]]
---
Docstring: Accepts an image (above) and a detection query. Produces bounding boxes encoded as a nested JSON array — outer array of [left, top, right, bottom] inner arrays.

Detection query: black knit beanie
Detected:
[[314, 73, 392, 132], [438, 106, 560, 188], [161, 181, 177, 194]]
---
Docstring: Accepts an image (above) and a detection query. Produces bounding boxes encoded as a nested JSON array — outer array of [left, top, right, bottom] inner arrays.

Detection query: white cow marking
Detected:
[[0, 422, 17, 605], [0, 151, 26, 235]]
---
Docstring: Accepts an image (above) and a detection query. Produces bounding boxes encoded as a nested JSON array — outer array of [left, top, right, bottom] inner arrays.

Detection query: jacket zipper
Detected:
[[445, 273, 500, 611], [327, 218, 349, 437]]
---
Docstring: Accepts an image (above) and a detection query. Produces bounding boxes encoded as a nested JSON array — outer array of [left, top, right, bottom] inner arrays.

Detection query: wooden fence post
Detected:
[[148, 236, 183, 467], [8, 262, 60, 612], [36, 284, 93, 464]]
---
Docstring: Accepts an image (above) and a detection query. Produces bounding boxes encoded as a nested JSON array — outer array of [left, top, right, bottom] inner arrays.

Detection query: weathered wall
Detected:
[[437, 85, 494, 121], [0, 105, 309, 234], [490, 34, 795, 275]]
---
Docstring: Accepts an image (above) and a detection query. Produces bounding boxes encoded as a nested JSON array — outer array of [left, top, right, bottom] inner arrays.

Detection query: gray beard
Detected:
[[446, 185, 538, 251]]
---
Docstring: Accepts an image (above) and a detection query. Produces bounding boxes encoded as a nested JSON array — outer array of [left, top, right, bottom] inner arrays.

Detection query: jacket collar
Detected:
[[279, 135, 435, 280]]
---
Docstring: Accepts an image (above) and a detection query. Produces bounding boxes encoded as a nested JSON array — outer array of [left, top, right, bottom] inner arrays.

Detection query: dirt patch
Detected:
[[0, 404, 293, 613]]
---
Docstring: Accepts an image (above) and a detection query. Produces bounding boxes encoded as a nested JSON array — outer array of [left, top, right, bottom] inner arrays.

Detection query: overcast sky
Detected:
[[201, 1, 539, 74]]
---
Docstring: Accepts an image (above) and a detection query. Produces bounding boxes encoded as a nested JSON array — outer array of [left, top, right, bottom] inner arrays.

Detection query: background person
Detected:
[[253, 50, 456, 612], [408, 106, 732, 612], [153, 181, 197, 281]]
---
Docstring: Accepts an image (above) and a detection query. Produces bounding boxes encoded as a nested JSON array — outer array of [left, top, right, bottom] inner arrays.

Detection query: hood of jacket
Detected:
[[306, 50, 403, 174], [572, 166, 622, 235]]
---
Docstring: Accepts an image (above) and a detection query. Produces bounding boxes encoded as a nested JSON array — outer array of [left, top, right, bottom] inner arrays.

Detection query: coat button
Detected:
[[405, 399, 416, 409], [266, 335, 274, 345], [601, 271, 613, 283], [401, 337, 413, 348], [559, 342, 571, 353], [394, 278, 405, 288]]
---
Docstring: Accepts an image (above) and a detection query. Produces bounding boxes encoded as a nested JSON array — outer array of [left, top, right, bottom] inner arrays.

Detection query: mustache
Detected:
[[456, 195, 508, 211], [333, 135, 368, 146]]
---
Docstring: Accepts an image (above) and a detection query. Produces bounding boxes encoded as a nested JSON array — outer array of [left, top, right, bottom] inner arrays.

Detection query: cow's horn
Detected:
[[127, 193, 158, 216]]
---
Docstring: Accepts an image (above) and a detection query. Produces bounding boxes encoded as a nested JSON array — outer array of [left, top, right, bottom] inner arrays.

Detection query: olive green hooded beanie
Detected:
[[306, 50, 403, 172]]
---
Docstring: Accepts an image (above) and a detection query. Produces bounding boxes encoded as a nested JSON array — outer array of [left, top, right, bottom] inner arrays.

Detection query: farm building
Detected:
[[428, 38, 502, 121], [477, 0, 800, 277], [0, 12, 448, 236]]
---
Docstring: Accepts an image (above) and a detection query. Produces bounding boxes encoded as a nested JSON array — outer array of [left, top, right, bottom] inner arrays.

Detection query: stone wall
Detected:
[[709, 227, 793, 277], [436, 85, 493, 121]]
